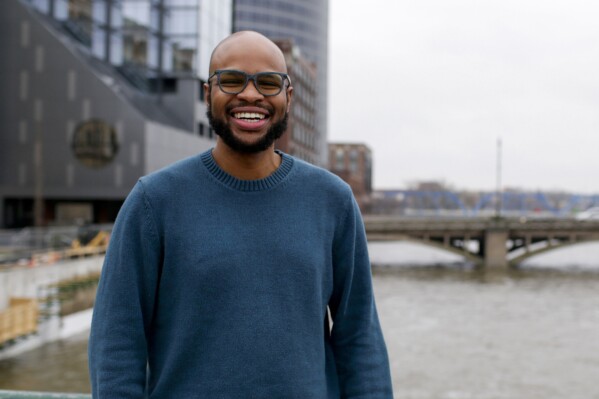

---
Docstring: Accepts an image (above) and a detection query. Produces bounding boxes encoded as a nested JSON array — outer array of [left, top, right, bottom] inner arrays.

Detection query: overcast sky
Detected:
[[328, 0, 599, 194]]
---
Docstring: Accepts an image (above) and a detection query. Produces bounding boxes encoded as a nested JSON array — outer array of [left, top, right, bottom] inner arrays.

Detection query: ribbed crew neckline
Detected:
[[200, 149, 294, 192]]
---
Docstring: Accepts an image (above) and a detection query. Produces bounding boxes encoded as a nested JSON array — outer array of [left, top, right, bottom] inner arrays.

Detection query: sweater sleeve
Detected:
[[89, 180, 162, 398], [329, 192, 393, 398]]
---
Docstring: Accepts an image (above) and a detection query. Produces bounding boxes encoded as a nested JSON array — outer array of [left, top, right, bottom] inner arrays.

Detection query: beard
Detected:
[[206, 97, 288, 154]]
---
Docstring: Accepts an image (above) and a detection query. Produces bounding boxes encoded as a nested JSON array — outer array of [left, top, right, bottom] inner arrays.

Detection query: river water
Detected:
[[1, 242, 598, 398]]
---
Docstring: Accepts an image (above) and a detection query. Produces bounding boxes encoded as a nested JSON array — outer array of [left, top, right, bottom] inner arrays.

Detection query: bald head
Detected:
[[208, 31, 287, 75]]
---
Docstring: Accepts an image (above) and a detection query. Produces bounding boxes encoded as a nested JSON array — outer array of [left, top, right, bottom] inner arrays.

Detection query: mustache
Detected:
[[225, 101, 274, 114], [206, 92, 276, 115]]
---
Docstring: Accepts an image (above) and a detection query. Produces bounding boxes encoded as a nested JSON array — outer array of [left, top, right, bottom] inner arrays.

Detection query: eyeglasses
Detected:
[[208, 69, 291, 97]]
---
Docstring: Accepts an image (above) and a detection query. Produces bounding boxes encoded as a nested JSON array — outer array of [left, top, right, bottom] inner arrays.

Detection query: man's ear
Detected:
[[204, 83, 210, 105], [285, 85, 293, 113]]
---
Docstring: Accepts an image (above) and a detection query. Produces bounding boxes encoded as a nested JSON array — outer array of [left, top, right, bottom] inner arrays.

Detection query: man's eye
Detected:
[[258, 76, 282, 87], [260, 81, 280, 87], [221, 78, 244, 86]]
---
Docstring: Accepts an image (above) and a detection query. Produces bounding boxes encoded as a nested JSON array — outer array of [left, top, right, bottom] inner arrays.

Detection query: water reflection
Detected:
[[0, 333, 90, 393], [374, 266, 599, 399]]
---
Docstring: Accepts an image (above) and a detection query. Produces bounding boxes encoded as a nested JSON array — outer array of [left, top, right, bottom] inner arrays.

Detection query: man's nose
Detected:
[[236, 79, 264, 102]]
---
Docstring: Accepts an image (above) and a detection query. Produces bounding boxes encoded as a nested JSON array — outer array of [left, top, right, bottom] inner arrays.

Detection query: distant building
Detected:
[[409, 181, 451, 192], [0, 0, 231, 228], [273, 39, 318, 164], [232, 0, 329, 166], [328, 143, 373, 213]]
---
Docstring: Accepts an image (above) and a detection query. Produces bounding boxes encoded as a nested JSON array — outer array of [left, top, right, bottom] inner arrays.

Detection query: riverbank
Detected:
[[0, 257, 103, 361], [0, 308, 93, 362]]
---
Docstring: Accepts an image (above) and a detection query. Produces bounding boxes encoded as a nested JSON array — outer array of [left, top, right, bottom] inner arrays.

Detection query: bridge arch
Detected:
[[369, 236, 484, 266], [365, 216, 599, 269], [509, 237, 599, 266]]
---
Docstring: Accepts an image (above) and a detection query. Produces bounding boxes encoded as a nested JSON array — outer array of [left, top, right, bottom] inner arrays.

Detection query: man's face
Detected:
[[204, 37, 293, 154], [206, 92, 289, 154]]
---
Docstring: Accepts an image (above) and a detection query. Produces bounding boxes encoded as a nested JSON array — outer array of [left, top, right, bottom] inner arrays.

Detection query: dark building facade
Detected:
[[328, 143, 373, 213], [232, 0, 329, 166], [273, 40, 318, 165], [0, 0, 221, 228]]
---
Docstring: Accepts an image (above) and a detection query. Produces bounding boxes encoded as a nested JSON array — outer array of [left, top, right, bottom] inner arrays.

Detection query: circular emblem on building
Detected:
[[71, 119, 119, 168]]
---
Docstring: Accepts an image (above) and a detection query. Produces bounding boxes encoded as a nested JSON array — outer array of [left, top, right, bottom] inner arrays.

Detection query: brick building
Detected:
[[328, 143, 373, 213]]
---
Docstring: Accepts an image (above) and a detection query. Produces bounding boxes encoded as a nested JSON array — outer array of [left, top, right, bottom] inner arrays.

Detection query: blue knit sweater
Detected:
[[89, 150, 393, 398]]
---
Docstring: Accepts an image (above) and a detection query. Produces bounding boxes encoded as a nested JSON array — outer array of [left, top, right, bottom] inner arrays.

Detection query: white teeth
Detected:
[[233, 112, 266, 120]]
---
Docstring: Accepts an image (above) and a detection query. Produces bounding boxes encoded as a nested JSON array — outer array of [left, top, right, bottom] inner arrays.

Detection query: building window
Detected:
[[349, 149, 359, 173], [198, 79, 206, 100], [335, 148, 344, 170]]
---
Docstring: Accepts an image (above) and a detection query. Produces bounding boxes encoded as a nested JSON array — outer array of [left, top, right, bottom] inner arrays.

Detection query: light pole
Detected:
[[34, 101, 44, 230], [495, 137, 502, 218]]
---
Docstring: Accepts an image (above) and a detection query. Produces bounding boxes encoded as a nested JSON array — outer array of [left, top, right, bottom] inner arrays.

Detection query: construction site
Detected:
[[0, 226, 108, 359]]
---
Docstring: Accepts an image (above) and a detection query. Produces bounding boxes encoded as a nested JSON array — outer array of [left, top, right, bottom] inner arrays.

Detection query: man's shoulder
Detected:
[[139, 152, 205, 191]]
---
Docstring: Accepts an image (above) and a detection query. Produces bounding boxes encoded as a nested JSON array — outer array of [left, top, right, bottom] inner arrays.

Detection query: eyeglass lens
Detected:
[[218, 71, 284, 96]]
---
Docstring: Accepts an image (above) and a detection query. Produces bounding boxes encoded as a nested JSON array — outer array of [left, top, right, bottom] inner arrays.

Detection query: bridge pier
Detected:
[[484, 229, 508, 269]]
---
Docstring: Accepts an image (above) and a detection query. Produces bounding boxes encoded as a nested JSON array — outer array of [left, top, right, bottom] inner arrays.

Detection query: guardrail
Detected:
[[1, 243, 108, 269], [0, 391, 90, 398], [0, 225, 112, 268]]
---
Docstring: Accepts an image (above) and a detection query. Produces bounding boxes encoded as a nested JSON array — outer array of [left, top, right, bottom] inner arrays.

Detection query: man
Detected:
[[89, 31, 393, 398]]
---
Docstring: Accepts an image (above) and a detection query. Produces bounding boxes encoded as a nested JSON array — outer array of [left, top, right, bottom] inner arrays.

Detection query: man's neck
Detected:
[[212, 143, 282, 181]]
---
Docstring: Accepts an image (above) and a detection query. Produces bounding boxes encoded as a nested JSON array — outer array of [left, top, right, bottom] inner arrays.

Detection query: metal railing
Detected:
[[0, 391, 90, 398], [0, 225, 112, 269]]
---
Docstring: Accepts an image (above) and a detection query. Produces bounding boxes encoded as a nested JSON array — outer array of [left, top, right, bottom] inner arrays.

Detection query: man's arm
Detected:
[[88, 180, 162, 398], [329, 192, 393, 398]]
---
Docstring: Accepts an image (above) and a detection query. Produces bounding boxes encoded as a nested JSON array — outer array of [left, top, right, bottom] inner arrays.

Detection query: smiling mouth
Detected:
[[232, 112, 267, 123]]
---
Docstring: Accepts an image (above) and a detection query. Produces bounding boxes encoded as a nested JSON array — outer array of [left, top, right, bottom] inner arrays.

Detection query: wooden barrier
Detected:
[[0, 298, 38, 345], [63, 245, 107, 260]]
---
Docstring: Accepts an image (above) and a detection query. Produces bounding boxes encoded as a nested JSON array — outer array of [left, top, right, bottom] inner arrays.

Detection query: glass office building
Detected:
[[26, 0, 199, 80], [0, 0, 232, 227], [232, 0, 329, 166]]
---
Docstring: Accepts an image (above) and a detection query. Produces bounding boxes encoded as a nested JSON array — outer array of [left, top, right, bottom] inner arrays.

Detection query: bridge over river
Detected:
[[363, 216, 599, 269]]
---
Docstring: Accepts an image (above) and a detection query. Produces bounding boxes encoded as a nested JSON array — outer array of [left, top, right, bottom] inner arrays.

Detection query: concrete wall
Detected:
[[0, 256, 104, 310], [162, 79, 199, 133], [145, 120, 213, 174]]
